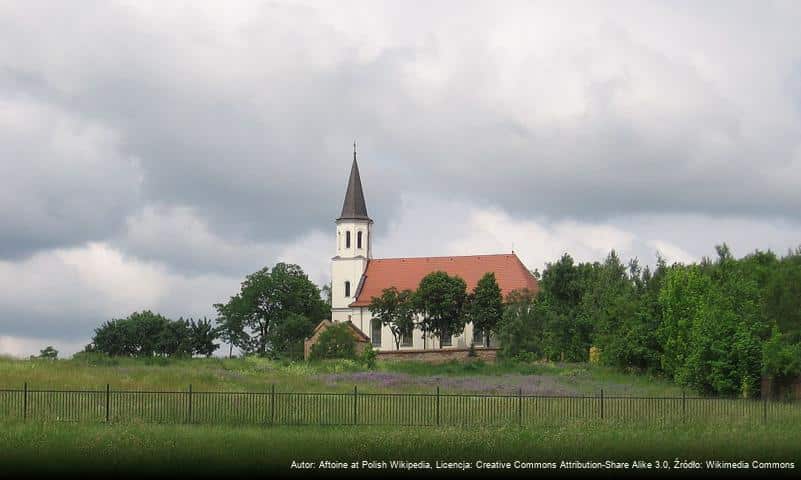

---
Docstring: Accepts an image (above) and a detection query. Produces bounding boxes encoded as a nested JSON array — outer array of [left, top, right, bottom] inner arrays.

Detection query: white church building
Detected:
[[330, 147, 539, 351]]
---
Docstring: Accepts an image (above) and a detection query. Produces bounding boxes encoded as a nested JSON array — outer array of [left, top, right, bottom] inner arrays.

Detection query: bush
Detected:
[[309, 324, 356, 360], [360, 344, 377, 369]]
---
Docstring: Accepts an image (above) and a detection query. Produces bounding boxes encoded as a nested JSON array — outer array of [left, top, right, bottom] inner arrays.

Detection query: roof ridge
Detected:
[[372, 253, 516, 261]]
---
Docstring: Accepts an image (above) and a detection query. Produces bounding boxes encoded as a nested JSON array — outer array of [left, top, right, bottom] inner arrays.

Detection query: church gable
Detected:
[[349, 253, 538, 307]]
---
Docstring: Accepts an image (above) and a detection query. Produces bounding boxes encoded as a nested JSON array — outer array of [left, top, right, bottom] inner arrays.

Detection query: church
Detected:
[[330, 146, 539, 352]]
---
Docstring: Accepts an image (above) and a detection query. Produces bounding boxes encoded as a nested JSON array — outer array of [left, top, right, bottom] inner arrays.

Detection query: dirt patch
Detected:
[[318, 371, 578, 395]]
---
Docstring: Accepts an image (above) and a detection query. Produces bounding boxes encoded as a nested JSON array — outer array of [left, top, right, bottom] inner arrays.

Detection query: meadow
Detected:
[[1, 356, 799, 475], [1, 421, 800, 475], [0, 354, 685, 395]]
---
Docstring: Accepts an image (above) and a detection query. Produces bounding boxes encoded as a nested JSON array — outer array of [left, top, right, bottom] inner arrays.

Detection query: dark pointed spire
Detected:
[[338, 142, 371, 222]]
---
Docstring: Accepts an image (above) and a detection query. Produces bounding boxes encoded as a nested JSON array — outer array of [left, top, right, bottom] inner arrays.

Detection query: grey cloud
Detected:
[[2, 2, 800, 269]]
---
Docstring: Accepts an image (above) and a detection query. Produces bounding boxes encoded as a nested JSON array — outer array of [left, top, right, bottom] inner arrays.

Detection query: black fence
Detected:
[[1, 384, 799, 426]]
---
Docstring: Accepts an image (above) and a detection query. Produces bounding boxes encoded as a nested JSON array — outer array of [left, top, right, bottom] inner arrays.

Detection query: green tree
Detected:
[[309, 324, 357, 360], [37, 346, 58, 360], [538, 254, 593, 361], [496, 289, 544, 360], [368, 287, 416, 350], [267, 313, 316, 360], [188, 317, 220, 357], [466, 272, 504, 346], [583, 251, 640, 369], [214, 263, 328, 356], [414, 271, 468, 348], [158, 318, 193, 357]]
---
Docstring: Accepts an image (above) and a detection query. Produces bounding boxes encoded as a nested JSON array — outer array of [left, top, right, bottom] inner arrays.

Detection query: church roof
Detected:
[[349, 253, 538, 307], [338, 155, 371, 222]]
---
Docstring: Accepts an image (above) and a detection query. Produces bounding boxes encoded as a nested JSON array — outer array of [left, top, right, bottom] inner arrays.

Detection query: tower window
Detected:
[[345, 231, 351, 249], [344, 281, 351, 298], [357, 231, 363, 249]]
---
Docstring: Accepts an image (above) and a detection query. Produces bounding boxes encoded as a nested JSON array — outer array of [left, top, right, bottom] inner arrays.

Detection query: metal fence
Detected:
[[1, 384, 799, 426]]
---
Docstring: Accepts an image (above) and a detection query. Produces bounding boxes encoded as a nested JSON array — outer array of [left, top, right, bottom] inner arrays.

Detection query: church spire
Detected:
[[338, 142, 371, 222]]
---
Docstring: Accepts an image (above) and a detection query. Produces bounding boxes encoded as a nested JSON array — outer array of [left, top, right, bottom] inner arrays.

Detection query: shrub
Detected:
[[360, 344, 377, 369], [589, 346, 601, 365], [309, 324, 356, 360]]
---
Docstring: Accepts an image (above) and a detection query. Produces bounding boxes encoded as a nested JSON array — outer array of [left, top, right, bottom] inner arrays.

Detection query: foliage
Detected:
[[763, 327, 801, 380], [309, 324, 357, 360], [88, 311, 218, 358], [359, 343, 377, 369], [537, 254, 593, 361], [266, 313, 316, 360], [368, 287, 416, 350], [35, 346, 58, 360], [658, 250, 766, 396], [465, 272, 504, 346], [214, 263, 328, 356], [187, 317, 219, 357], [496, 289, 545, 360], [414, 271, 468, 347]]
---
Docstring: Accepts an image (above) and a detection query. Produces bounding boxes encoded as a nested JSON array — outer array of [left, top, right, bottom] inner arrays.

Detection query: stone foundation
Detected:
[[377, 347, 498, 363]]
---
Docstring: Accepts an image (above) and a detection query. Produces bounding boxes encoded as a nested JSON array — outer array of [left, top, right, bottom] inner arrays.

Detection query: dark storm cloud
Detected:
[[0, 0, 800, 270]]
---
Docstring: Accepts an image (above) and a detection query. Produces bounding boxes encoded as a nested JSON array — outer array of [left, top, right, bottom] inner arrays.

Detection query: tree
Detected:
[[158, 318, 193, 357], [89, 311, 217, 358], [537, 254, 593, 361], [309, 324, 357, 360], [267, 313, 316, 360], [214, 263, 328, 357], [188, 317, 220, 357], [496, 289, 544, 360], [92, 311, 173, 357], [368, 287, 416, 350], [37, 346, 58, 360], [583, 251, 640, 369], [414, 271, 468, 348], [466, 272, 504, 346]]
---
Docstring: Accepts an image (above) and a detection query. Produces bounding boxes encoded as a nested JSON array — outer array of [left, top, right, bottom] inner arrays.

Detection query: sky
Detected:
[[1, 0, 800, 357]]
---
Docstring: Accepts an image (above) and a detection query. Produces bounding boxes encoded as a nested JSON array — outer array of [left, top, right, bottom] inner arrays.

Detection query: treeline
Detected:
[[497, 245, 801, 397], [83, 263, 329, 360], [87, 311, 219, 357]]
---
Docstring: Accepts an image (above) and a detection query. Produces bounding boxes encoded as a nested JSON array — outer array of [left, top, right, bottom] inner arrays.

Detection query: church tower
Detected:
[[331, 143, 372, 323]]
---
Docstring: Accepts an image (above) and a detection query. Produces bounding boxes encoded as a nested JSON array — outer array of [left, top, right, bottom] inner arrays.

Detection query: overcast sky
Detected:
[[1, 0, 800, 357]]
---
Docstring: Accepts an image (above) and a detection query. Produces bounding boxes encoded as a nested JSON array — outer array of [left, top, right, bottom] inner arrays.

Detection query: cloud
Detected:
[[0, 95, 141, 258], [2, 1, 801, 356]]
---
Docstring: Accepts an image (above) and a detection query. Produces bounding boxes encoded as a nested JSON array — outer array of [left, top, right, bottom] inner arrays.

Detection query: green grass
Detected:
[[0, 355, 684, 396], [1, 420, 799, 475]]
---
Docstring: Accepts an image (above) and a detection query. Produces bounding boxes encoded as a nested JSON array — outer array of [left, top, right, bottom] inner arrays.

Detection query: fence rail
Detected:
[[1, 383, 799, 426]]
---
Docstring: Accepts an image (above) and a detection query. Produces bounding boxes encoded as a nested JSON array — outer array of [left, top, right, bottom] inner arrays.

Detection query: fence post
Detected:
[[680, 390, 685, 422], [600, 389, 604, 420], [763, 395, 767, 425], [353, 386, 358, 425], [106, 384, 110, 423], [436, 386, 440, 426], [23, 382, 28, 421], [270, 384, 275, 425], [188, 384, 193, 424], [518, 388, 523, 427]]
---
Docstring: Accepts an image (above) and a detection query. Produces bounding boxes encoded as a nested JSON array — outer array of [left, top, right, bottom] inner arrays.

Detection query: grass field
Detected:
[[1, 421, 799, 475], [0, 355, 685, 396], [1, 356, 799, 475]]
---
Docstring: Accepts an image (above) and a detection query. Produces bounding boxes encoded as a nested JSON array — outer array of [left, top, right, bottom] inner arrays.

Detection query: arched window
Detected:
[[371, 318, 382, 347], [344, 281, 351, 298], [345, 231, 351, 249], [357, 231, 363, 249]]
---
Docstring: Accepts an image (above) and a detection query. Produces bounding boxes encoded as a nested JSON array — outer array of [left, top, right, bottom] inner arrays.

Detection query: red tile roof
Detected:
[[350, 253, 538, 307]]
